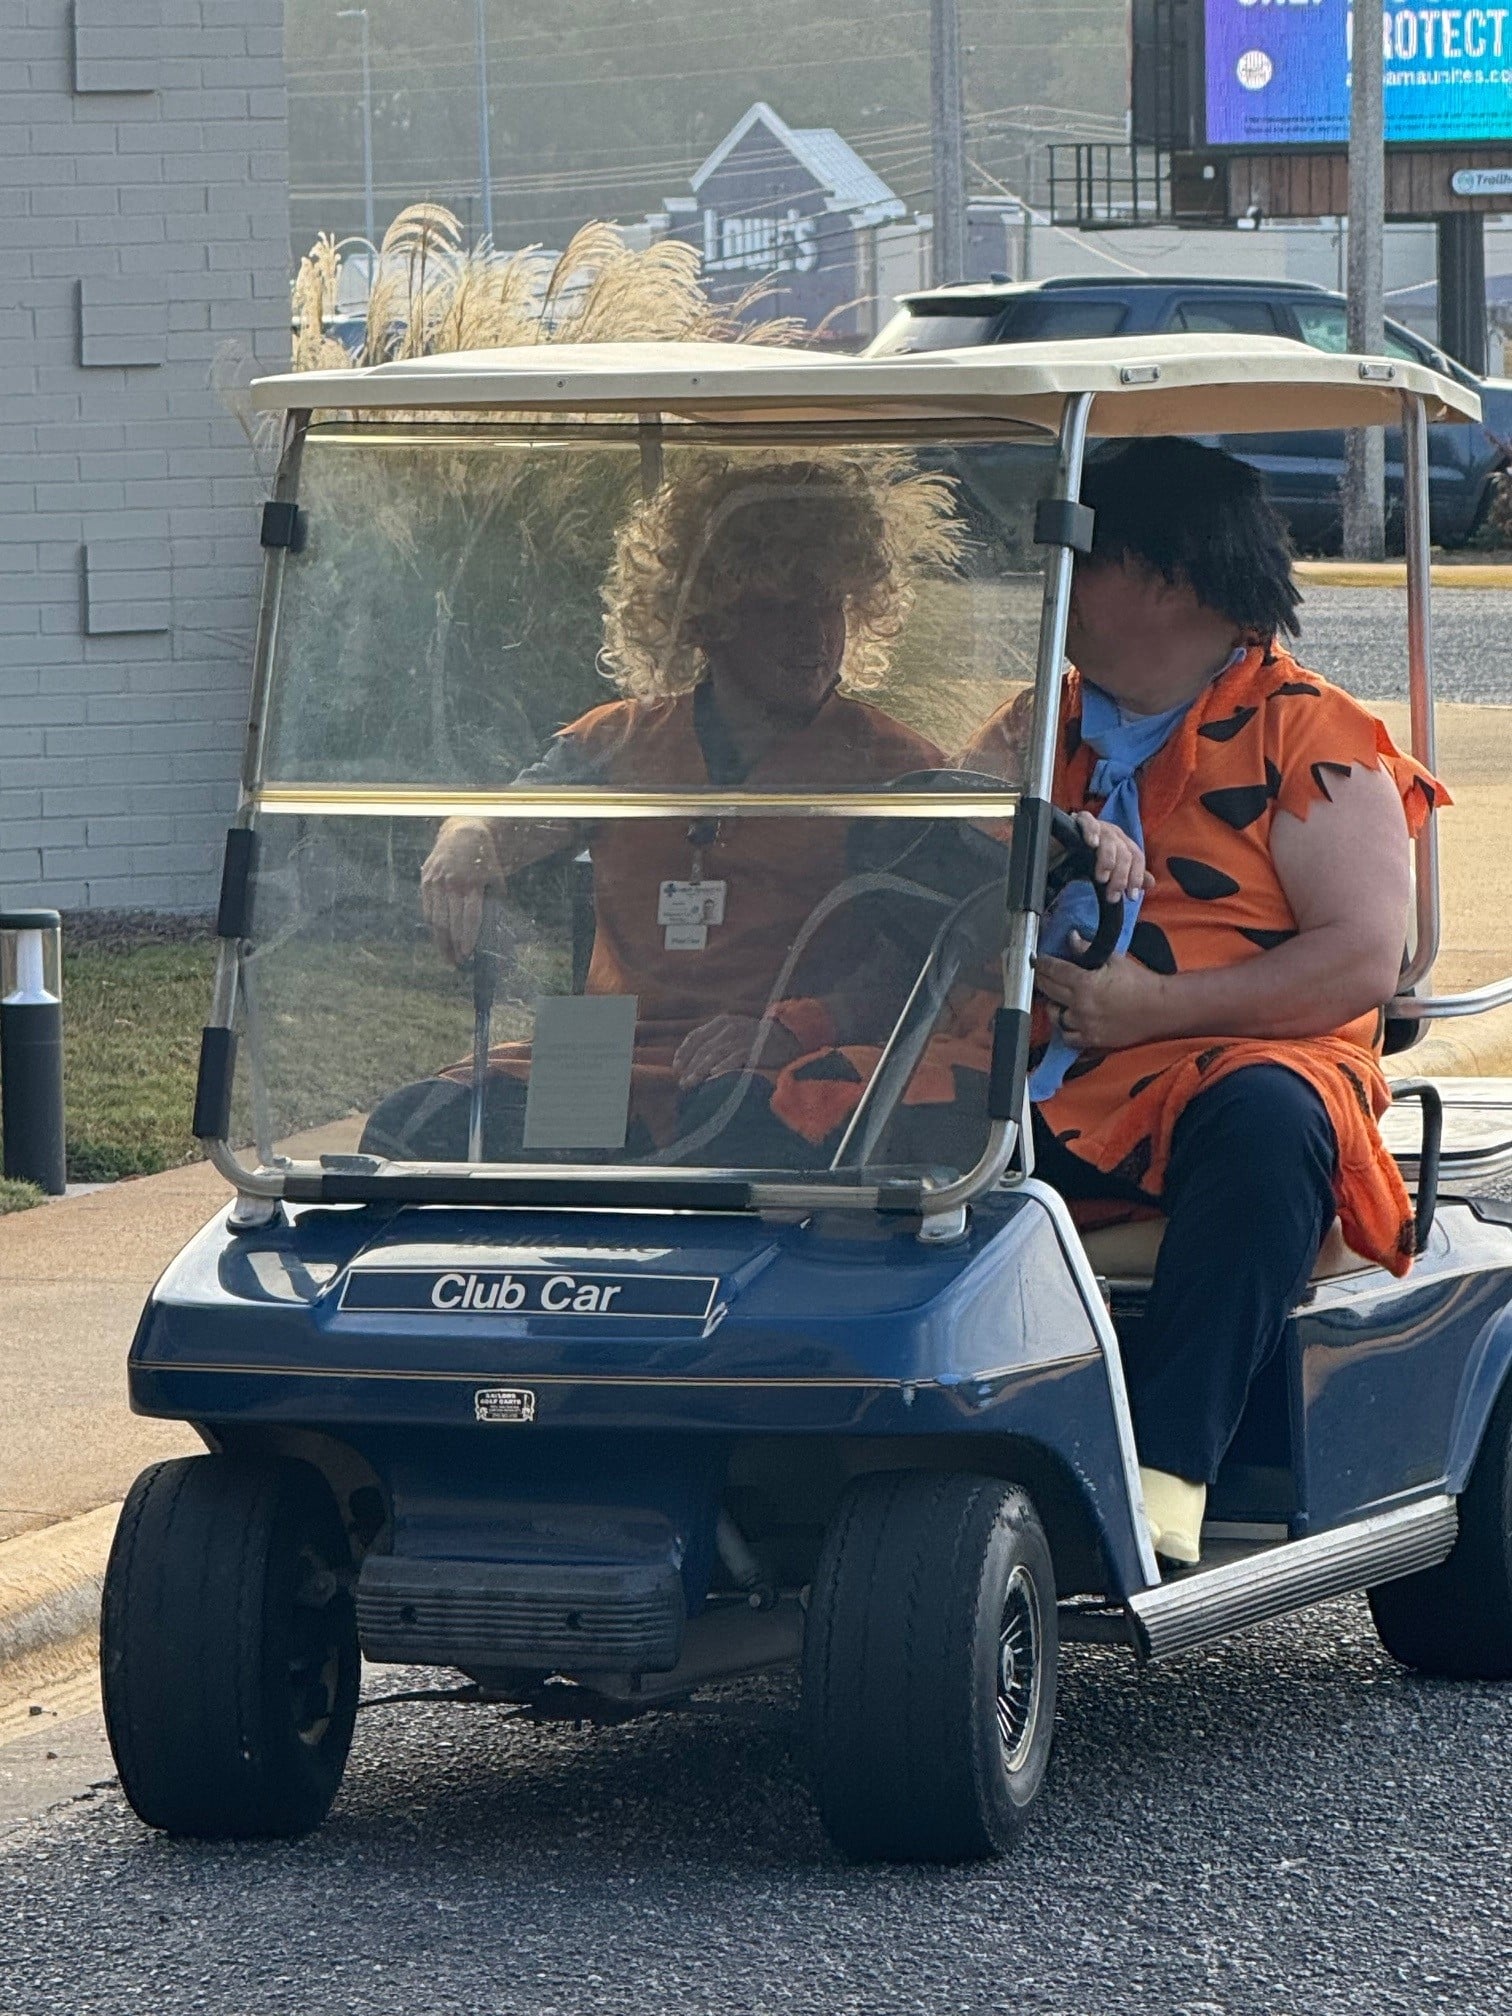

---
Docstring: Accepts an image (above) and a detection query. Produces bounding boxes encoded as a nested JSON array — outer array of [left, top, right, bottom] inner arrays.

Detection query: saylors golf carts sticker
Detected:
[[473, 1387, 537, 1423], [340, 1267, 720, 1319]]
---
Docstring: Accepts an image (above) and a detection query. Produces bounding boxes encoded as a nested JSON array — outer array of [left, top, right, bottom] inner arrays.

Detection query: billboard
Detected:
[[1205, 0, 1512, 146]]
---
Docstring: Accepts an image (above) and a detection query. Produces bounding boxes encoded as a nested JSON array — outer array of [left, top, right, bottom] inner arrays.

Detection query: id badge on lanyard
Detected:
[[660, 815, 727, 951], [658, 878, 727, 952]]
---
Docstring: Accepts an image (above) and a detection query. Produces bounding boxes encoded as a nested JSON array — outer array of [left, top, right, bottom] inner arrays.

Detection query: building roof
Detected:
[[249, 332, 1479, 435], [690, 101, 906, 226]]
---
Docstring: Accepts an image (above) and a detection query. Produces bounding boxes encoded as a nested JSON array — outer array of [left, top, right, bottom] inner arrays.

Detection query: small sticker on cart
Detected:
[[474, 1387, 537, 1423]]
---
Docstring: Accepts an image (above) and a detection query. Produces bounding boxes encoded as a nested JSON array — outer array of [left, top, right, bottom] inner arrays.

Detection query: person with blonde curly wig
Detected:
[[356, 452, 950, 1164]]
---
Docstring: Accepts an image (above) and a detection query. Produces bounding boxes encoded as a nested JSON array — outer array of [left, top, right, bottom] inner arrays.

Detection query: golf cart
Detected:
[[103, 335, 1512, 1861]]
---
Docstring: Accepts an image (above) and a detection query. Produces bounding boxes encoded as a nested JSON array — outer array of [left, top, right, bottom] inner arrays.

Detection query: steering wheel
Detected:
[[1044, 803, 1124, 970], [845, 769, 1123, 973]]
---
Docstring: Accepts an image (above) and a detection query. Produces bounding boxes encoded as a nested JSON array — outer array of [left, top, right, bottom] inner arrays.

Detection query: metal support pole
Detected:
[[1436, 213, 1487, 374], [1343, 0, 1386, 559], [474, 0, 494, 246], [929, 0, 967, 284], [1398, 392, 1441, 990], [336, 10, 374, 251], [1, 911, 66, 1196]]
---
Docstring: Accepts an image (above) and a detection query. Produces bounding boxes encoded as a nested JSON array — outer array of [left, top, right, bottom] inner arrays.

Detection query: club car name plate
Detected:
[[340, 1266, 720, 1321]]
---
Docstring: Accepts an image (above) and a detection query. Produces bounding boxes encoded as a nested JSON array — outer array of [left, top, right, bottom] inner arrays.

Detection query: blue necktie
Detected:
[[1029, 682, 1193, 1103]]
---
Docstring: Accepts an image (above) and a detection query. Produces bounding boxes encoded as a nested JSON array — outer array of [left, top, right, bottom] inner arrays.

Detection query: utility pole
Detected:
[[929, 0, 967, 285], [337, 9, 374, 252], [1342, 0, 1385, 559], [475, 0, 494, 246]]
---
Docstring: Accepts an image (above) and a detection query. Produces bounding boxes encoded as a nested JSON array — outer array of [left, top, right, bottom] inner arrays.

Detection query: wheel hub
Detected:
[[996, 1563, 1042, 1775]]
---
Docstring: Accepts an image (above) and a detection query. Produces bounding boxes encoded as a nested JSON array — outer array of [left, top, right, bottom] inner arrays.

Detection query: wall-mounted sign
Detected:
[[702, 205, 819, 274], [1205, 0, 1512, 146], [1451, 164, 1512, 189]]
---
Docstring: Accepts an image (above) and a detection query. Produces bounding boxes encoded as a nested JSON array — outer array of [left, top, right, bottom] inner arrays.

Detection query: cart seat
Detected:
[[1077, 1212, 1373, 1285]]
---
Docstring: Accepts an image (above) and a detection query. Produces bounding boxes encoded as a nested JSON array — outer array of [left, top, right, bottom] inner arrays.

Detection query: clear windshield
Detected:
[[233, 422, 1060, 1191]]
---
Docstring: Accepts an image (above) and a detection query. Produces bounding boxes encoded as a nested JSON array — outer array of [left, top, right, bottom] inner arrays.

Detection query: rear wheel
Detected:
[[802, 1471, 1057, 1862], [1369, 1377, 1512, 1679], [101, 1455, 359, 1838]]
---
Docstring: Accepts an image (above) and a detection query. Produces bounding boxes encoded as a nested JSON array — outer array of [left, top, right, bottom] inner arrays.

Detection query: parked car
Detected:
[[868, 275, 1512, 549]]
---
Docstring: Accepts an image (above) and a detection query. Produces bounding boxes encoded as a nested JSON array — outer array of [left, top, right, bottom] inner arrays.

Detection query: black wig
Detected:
[[1079, 437, 1302, 642]]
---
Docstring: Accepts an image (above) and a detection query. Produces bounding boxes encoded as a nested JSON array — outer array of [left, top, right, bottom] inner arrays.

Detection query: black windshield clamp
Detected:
[[1007, 795, 1054, 915], [1034, 498, 1095, 554], [215, 828, 258, 940], [193, 1027, 237, 1142], [987, 1007, 1032, 1122], [260, 499, 307, 552]]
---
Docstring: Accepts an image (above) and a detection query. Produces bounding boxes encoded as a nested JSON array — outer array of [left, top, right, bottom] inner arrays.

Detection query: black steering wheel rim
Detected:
[[845, 770, 1123, 973]]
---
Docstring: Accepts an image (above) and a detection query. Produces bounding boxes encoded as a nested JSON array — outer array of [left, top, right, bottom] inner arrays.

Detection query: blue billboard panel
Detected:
[[1205, 0, 1512, 146]]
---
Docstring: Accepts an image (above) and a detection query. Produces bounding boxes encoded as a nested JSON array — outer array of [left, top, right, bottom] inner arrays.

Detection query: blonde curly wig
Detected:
[[599, 450, 963, 698]]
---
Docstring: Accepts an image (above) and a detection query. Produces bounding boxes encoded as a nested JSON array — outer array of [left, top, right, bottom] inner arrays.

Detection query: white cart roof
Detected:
[[249, 332, 1480, 436]]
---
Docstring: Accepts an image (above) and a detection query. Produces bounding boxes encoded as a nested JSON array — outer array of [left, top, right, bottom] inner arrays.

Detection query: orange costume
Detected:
[[962, 645, 1447, 1275], [458, 685, 944, 1146]]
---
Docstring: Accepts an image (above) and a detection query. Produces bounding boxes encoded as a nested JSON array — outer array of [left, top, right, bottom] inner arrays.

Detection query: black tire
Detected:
[[101, 1455, 360, 1839], [1369, 1377, 1512, 1679], [802, 1471, 1057, 1862]]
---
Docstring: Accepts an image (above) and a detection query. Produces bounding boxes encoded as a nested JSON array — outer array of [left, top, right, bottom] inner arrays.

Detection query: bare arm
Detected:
[[420, 814, 582, 965], [1036, 762, 1412, 1050]]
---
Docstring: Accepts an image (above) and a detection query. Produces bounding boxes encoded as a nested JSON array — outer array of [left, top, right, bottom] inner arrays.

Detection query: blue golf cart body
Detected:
[[104, 336, 1512, 1859]]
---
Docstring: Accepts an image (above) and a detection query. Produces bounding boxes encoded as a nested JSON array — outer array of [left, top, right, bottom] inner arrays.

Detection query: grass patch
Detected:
[[44, 931, 555, 1181], [61, 940, 218, 1179], [0, 1177, 45, 1214]]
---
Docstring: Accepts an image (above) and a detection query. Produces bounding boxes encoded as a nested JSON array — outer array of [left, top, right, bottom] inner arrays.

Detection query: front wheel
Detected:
[[101, 1455, 360, 1839], [802, 1472, 1057, 1862], [1370, 1376, 1512, 1680]]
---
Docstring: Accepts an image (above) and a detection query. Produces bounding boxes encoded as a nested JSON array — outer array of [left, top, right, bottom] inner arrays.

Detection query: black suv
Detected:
[[868, 276, 1512, 549]]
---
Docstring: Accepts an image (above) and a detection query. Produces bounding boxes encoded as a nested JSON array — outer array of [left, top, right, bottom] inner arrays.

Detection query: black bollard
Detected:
[[0, 910, 66, 1195]]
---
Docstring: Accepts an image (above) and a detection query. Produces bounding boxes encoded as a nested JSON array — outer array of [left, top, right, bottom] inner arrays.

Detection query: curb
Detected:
[[1296, 560, 1512, 589], [0, 1504, 120, 1673]]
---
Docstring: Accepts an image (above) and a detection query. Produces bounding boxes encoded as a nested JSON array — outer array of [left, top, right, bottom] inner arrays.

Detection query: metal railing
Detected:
[[1046, 144, 1173, 231]]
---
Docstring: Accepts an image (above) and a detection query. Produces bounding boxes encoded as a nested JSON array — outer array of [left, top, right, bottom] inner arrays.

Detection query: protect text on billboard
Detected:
[[1205, 0, 1512, 145]]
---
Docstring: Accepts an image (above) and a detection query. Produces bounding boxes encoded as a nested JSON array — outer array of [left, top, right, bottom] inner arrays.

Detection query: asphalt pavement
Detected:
[[3, 1599, 1511, 2016], [3, 583, 1512, 2014], [1294, 586, 1510, 705]]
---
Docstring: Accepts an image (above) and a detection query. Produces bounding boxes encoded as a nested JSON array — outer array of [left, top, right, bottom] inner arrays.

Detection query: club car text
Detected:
[[340, 1267, 720, 1321]]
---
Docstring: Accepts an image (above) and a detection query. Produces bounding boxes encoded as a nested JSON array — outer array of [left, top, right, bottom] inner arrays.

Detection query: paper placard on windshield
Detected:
[[522, 994, 637, 1150]]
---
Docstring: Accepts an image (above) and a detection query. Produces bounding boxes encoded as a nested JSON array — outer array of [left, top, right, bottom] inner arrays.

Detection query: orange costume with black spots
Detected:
[[962, 645, 1448, 1275]]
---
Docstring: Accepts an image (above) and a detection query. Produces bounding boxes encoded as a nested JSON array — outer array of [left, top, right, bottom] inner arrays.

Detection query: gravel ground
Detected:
[[1294, 586, 1512, 705], [2, 1600, 1511, 2016]]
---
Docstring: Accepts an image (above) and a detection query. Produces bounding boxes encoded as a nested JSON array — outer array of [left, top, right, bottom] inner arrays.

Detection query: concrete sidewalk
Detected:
[[0, 1162, 227, 1547]]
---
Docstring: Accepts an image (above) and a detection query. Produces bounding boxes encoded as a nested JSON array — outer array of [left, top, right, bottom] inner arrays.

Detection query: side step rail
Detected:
[[1127, 1495, 1458, 1662]]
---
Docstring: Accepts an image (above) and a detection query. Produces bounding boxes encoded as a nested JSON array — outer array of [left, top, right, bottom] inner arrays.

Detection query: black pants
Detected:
[[1033, 1064, 1338, 1486]]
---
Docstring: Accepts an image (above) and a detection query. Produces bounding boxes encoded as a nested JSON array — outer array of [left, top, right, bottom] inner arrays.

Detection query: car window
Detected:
[[1172, 298, 1281, 335], [869, 308, 1002, 355], [1001, 298, 1128, 340], [1294, 302, 1426, 366]]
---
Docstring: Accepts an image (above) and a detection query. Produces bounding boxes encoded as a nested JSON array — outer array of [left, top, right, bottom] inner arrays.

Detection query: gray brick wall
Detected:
[[2, 0, 290, 911]]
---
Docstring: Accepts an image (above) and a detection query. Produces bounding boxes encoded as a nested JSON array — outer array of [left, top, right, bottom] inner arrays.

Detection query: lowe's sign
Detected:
[[662, 100, 907, 339], [1205, 0, 1512, 144], [703, 205, 820, 274]]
